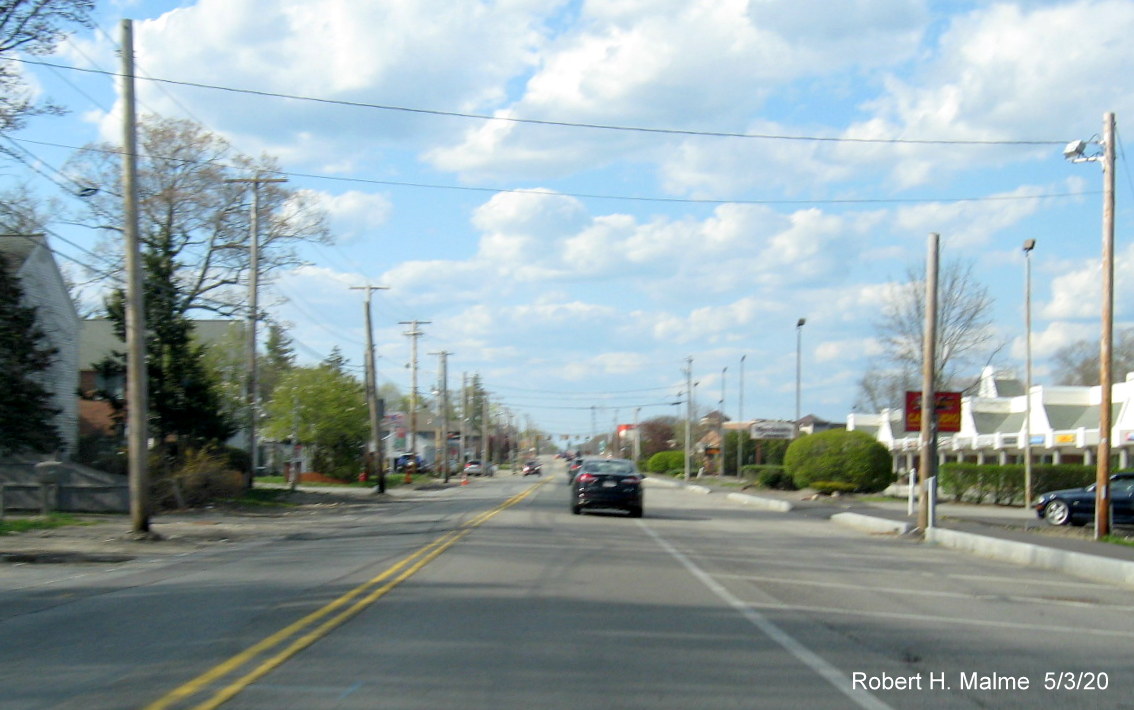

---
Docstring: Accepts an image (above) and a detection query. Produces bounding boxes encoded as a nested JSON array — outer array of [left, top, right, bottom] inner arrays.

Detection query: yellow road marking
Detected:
[[144, 479, 549, 710]]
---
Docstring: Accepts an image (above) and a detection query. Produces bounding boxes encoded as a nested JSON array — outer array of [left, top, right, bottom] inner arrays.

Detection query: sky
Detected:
[[6, 0, 1134, 446]]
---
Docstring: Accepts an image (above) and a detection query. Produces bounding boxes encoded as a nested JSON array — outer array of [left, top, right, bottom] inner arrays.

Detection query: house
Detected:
[[0, 234, 79, 457]]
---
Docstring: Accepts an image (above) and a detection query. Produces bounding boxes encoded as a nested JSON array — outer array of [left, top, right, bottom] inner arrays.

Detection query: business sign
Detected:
[[904, 391, 962, 433], [749, 419, 796, 439], [1055, 433, 1077, 445]]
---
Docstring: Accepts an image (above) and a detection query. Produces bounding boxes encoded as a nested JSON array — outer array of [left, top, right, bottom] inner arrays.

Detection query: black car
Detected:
[[1034, 472, 1134, 526], [570, 457, 644, 517]]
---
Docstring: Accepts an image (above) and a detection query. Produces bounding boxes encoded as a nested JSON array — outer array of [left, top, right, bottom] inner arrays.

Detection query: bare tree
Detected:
[[857, 259, 1000, 411], [1051, 327, 1134, 386], [64, 115, 332, 318], [0, 1, 94, 136]]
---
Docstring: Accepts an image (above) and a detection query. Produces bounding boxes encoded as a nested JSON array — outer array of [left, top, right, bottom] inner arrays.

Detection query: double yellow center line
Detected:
[[145, 480, 548, 710]]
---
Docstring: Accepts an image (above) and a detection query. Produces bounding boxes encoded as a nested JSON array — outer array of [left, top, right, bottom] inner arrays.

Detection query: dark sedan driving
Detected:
[[569, 457, 643, 518], [1034, 472, 1134, 526]]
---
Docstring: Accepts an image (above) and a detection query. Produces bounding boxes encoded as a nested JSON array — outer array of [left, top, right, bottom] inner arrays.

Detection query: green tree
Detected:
[[785, 429, 893, 493], [0, 252, 63, 455], [262, 365, 368, 480]]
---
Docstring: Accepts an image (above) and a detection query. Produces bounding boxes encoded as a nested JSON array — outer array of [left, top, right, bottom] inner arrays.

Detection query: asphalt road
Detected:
[[2, 459, 1132, 709]]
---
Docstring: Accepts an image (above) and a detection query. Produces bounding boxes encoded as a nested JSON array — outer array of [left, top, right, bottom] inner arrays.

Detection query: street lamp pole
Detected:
[[1023, 239, 1035, 510], [795, 318, 806, 437]]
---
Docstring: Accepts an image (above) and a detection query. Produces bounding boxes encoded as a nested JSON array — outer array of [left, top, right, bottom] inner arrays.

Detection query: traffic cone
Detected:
[[461, 472, 469, 486]]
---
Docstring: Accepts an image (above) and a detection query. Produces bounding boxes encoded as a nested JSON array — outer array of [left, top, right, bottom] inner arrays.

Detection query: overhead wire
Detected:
[[3, 56, 1069, 147]]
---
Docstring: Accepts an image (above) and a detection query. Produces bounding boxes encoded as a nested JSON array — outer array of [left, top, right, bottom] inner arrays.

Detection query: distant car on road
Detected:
[[1034, 472, 1134, 526], [463, 460, 493, 477], [570, 457, 643, 518], [521, 460, 542, 476]]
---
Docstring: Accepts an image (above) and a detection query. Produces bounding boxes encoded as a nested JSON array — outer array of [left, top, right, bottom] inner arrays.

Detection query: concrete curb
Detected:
[[831, 512, 913, 535], [726, 492, 794, 513], [925, 526, 1134, 590], [686, 485, 712, 495]]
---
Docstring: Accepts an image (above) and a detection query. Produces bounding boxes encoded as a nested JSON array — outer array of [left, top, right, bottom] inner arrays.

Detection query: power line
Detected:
[[5, 56, 1068, 147], [6, 135, 1098, 208]]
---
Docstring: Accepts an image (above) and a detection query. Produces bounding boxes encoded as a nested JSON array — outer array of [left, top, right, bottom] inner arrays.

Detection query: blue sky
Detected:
[[7, 0, 1134, 444]]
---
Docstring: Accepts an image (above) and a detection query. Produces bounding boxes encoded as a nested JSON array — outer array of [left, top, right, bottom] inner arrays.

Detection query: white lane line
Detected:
[[738, 600, 1134, 640], [638, 520, 895, 710], [713, 573, 1134, 611]]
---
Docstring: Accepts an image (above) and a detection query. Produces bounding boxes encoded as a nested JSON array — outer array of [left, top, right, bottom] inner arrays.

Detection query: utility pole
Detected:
[[226, 175, 287, 489], [719, 366, 727, 476], [399, 320, 430, 483], [738, 354, 746, 477], [1097, 111, 1117, 539], [481, 384, 490, 469], [351, 285, 389, 493], [460, 372, 468, 468], [918, 233, 940, 532], [121, 19, 149, 535], [684, 357, 693, 482], [430, 350, 452, 483]]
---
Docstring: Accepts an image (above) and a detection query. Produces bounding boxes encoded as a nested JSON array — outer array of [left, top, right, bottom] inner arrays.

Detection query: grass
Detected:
[[0, 513, 88, 536]]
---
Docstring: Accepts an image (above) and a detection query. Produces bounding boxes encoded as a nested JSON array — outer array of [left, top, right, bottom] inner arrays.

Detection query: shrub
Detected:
[[785, 429, 894, 493], [646, 450, 685, 473], [151, 447, 245, 509], [745, 465, 796, 490], [810, 481, 858, 495], [939, 463, 1095, 505]]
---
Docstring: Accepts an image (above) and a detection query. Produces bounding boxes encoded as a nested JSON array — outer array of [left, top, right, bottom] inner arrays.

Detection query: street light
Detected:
[[795, 318, 806, 437], [1023, 239, 1035, 510], [1065, 112, 1116, 540]]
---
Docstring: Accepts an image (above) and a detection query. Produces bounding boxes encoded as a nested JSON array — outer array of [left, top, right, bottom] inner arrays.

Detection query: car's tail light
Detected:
[[575, 473, 597, 484], [622, 475, 642, 485]]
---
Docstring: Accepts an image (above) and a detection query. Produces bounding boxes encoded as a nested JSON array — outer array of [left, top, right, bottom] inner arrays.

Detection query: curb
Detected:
[[925, 526, 1134, 590], [726, 492, 794, 513], [831, 511, 913, 535]]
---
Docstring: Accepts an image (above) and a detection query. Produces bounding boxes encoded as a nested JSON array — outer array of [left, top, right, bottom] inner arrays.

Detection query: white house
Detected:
[[1, 234, 80, 457]]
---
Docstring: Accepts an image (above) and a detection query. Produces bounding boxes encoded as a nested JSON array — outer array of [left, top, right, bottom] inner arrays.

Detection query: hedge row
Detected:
[[938, 463, 1096, 505]]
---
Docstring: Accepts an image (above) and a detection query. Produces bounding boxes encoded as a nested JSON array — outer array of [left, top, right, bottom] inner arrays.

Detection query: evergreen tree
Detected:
[[0, 252, 62, 454], [103, 245, 235, 455]]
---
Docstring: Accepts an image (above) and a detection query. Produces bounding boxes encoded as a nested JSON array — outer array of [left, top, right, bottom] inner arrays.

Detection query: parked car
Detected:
[[521, 460, 542, 476], [463, 460, 493, 477], [1034, 472, 1134, 526], [394, 454, 428, 473], [570, 457, 643, 517]]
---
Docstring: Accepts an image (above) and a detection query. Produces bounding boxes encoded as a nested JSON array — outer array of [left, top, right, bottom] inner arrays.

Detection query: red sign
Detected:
[[905, 391, 962, 433]]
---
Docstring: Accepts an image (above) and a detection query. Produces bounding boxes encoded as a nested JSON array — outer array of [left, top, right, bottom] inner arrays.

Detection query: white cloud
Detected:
[[306, 189, 393, 242]]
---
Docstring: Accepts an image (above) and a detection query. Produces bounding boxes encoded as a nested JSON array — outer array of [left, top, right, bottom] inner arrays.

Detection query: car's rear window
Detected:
[[584, 461, 636, 475]]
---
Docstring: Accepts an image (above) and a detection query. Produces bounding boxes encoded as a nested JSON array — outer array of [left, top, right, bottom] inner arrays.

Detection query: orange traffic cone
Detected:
[[461, 473, 469, 486]]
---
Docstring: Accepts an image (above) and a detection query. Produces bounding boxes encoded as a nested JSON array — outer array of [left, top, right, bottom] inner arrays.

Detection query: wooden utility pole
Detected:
[[121, 20, 149, 535], [1096, 112, 1117, 539], [430, 350, 452, 482], [226, 176, 287, 488], [399, 320, 430, 482], [351, 285, 388, 492], [918, 233, 940, 532]]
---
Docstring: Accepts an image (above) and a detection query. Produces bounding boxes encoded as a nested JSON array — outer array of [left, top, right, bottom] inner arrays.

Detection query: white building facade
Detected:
[[848, 367, 1134, 472]]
